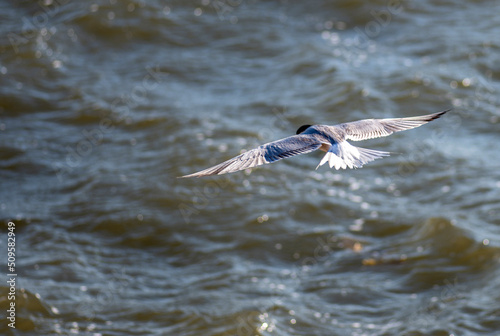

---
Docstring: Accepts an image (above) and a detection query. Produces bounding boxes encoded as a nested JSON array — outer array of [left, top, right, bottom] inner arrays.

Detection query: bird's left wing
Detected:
[[179, 135, 322, 178]]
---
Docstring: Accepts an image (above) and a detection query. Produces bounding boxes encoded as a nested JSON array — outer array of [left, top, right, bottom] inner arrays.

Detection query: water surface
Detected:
[[1, 0, 500, 335]]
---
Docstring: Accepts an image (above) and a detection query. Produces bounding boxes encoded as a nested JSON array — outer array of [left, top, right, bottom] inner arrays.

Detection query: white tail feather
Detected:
[[317, 141, 390, 170]]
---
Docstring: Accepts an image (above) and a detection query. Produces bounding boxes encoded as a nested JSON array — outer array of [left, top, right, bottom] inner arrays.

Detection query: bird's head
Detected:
[[296, 125, 312, 134]]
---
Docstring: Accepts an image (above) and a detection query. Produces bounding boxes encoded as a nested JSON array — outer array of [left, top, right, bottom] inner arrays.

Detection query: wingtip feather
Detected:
[[425, 108, 452, 121]]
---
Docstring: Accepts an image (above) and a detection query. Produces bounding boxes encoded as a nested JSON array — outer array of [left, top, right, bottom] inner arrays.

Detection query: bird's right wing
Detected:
[[338, 110, 449, 141], [179, 135, 322, 178]]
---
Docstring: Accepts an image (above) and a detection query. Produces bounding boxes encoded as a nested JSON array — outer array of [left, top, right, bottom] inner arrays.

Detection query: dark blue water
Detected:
[[1, 1, 500, 335]]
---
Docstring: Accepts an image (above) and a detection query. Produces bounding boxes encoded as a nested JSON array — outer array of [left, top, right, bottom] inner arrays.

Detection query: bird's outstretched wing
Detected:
[[179, 135, 322, 178], [338, 109, 449, 141]]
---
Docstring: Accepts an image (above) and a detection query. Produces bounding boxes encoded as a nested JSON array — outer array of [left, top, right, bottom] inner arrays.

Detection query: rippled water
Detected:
[[1, 0, 500, 335]]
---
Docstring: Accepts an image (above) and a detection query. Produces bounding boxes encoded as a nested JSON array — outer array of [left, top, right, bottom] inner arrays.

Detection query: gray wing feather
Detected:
[[179, 135, 322, 178], [339, 110, 449, 141]]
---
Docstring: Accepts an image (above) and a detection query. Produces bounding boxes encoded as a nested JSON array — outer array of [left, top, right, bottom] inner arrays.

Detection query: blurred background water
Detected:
[[0, 0, 500, 335]]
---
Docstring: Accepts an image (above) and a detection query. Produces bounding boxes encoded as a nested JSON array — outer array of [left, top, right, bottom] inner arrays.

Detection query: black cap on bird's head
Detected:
[[296, 125, 312, 134]]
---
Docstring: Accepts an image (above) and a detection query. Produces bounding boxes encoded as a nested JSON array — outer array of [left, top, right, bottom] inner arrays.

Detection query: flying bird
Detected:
[[179, 110, 449, 178]]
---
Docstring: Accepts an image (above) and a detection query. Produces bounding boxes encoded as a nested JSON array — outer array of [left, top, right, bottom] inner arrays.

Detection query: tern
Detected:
[[180, 110, 448, 178]]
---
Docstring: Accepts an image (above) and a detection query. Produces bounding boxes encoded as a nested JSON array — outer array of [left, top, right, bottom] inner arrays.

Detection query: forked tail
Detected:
[[316, 141, 390, 170]]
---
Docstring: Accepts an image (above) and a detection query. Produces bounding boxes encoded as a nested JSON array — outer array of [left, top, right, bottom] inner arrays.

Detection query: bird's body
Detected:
[[179, 110, 448, 178]]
